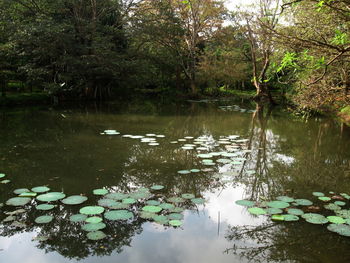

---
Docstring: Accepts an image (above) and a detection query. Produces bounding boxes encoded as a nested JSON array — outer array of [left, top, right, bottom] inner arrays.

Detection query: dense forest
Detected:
[[0, 0, 349, 115]]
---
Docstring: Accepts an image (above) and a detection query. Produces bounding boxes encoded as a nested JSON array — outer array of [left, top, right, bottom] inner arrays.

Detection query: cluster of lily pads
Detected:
[[1, 182, 205, 241], [236, 191, 350, 237], [0, 173, 11, 184]]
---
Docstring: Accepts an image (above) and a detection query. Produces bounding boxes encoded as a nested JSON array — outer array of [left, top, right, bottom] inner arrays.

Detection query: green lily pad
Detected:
[[276, 196, 294, 203], [283, 214, 299, 221], [248, 207, 266, 215], [325, 203, 341, 211], [61, 195, 88, 205], [70, 214, 87, 223], [168, 213, 184, 220], [122, 198, 136, 204], [191, 198, 205, 204], [130, 191, 151, 199], [19, 192, 37, 197], [190, 169, 200, 173], [0, 173, 5, 178], [82, 222, 106, 231], [108, 202, 130, 210], [1, 179, 11, 184], [104, 210, 133, 220], [86, 216, 103, 224], [168, 197, 185, 203], [327, 224, 350, 237], [335, 201, 346, 206], [154, 215, 168, 224], [142, 205, 162, 213], [79, 206, 105, 215], [318, 196, 331, 202], [169, 220, 183, 227], [327, 216, 346, 224], [31, 186, 50, 193], [177, 170, 191, 175], [266, 208, 283, 215], [169, 207, 184, 213], [98, 199, 118, 208], [287, 208, 304, 216], [267, 201, 290, 209], [93, 189, 108, 196], [36, 204, 56, 211], [160, 203, 175, 210], [37, 192, 66, 202], [302, 213, 328, 224], [150, 185, 164, 190], [13, 188, 30, 195], [146, 200, 160, 206], [140, 211, 157, 219], [271, 215, 284, 221], [312, 192, 325, 197], [105, 193, 128, 200], [87, 231, 106, 240], [295, 199, 313, 206], [35, 215, 53, 224], [336, 209, 350, 219], [235, 200, 256, 207], [6, 197, 31, 206], [182, 194, 195, 199]]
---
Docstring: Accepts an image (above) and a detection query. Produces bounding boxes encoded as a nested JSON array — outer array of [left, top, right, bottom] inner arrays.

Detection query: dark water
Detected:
[[1, 100, 350, 263]]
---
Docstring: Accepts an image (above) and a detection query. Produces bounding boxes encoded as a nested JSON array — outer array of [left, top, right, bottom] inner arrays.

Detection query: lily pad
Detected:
[[6, 197, 31, 206], [142, 205, 162, 213], [190, 169, 200, 173], [146, 200, 160, 206], [86, 230, 107, 241], [122, 198, 136, 204], [108, 202, 130, 210], [235, 200, 256, 207], [325, 203, 341, 211], [168, 213, 184, 220], [248, 207, 266, 215], [79, 206, 105, 215], [160, 203, 175, 210], [70, 214, 87, 223], [327, 216, 346, 224], [13, 188, 30, 195], [287, 208, 304, 216], [295, 199, 313, 206], [150, 185, 164, 190], [302, 213, 328, 224], [267, 201, 290, 209], [98, 199, 118, 208], [93, 189, 108, 196], [35, 215, 53, 224], [0, 173, 5, 178], [36, 204, 56, 211], [327, 224, 350, 237], [61, 195, 88, 205], [37, 192, 66, 202], [1, 180, 11, 184], [169, 220, 183, 227], [177, 170, 191, 175], [335, 201, 346, 206], [82, 222, 106, 231], [276, 196, 294, 203], [336, 209, 350, 219], [19, 192, 37, 197], [191, 198, 205, 204], [105, 193, 128, 200], [104, 210, 133, 220], [169, 207, 184, 213], [182, 194, 195, 199], [168, 197, 185, 203], [283, 214, 299, 221], [86, 216, 103, 224], [271, 215, 285, 221], [31, 186, 50, 193], [312, 192, 325, 197], [266, 208, 283, 215], [318, 196, 331, 202], [154, 215, 169, 224], [140, 211, 157, 219]]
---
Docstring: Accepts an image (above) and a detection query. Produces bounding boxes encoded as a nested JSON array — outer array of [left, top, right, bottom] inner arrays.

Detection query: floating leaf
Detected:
[[142, 206, 162, 213], [182, 194, 195, 199], [154, 215, 169, 224], [13, 188, 30, 195], [19, 192, 37, 197], [235, 200, 255, 207], [169, 207, 184, 213], [82, 222, 106, 232], [87, 231, 107, 240], [6, 197, 31, 206], [37, 192, 66, 202], [105, 193, 127, 200], [122, 198, 136, 204], [61, 195, 88, 205], [327, 216, 346, 224], [168, 197, 185, 203], [266, 208, 283, 215], [276, 196, 294, 203], [35, 215, 53, 224], [169, 220, 183, 227], [325, 203, 341, 211], [271, 215, 284, 221], [0, 173, 5, 179], [98, 199, 118, 208], [36, 204, 55, 211], [287, 208, 304, 216], [295, 199, 313, 206], [327, 224, 350, 237], [1, 180, 11, 184], [31, 186, 50, 193], [283, 214, 299, 221], [86, 216, 103, 224], [150, 185, 164, 190], [79, 206, 105, 215], [104, 210, 133, 220], [191, 198, 205, 204], [140, 211, 156, 219], [70, 214, 87, 223], [177, 170, 191, 175], [336, 209, 350, 219], [248, 207, 266, 215], [267, 201, 290, 209], [312, 192, 325, 197], [93, 189, 108, 196], [335, 201, 346, 206], [190, 169, 200, 173], [168, 213, 184, 220], [318, 196, 331, 202], [302, 213, 328, 224], [146, 200, 160, 206], [159, 203, 175, 210]]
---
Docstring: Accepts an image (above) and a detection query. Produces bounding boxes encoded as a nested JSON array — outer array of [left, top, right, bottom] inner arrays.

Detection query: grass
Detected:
[[0, 92, 51, 106]]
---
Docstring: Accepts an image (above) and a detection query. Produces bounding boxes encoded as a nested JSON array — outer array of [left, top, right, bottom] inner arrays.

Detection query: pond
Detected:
[[1, 100, 350, 263]]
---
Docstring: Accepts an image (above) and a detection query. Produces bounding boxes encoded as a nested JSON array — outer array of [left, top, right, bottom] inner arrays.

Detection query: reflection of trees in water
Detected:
[[225, 221, 350, 263]]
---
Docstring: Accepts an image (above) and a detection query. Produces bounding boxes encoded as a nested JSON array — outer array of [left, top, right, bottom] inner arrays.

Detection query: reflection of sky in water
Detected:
[[0, 185, 264, 263]]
